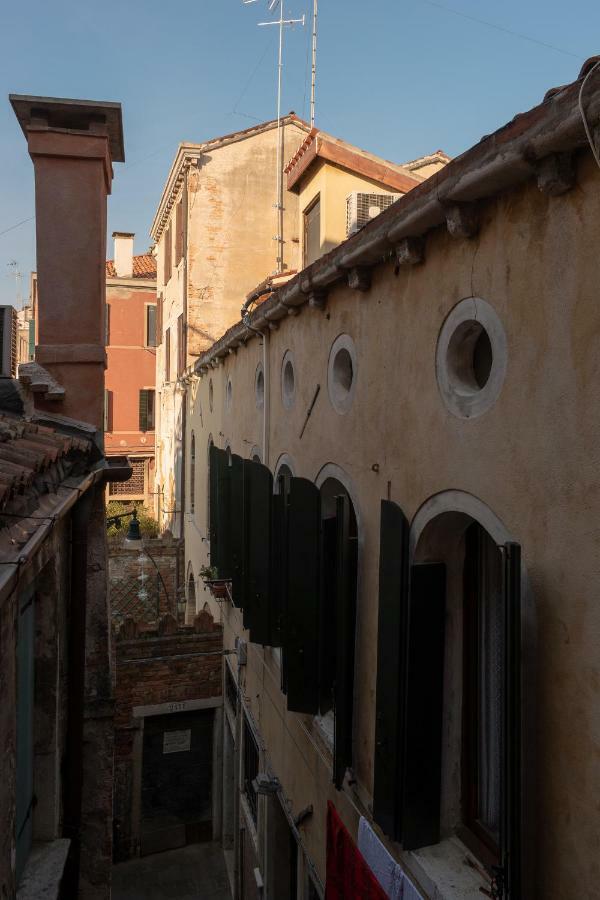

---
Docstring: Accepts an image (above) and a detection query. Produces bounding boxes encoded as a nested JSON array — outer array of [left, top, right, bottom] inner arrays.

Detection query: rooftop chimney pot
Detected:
[[113, 232, 134, 278]]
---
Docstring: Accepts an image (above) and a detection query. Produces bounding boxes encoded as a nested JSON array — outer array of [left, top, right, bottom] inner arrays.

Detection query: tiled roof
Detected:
[[106, 253, 156, 280], [0, 411, 92, 515]]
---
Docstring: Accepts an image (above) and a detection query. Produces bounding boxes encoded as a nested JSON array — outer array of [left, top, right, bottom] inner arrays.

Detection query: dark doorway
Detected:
[[140, 709, 214, 856]]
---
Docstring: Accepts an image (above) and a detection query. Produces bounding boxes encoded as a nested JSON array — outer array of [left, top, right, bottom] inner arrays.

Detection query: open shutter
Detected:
[[217, 451, 232, 579], [230, 454, 245, 607], [502, 542, 522, 899], [402, 562, 446, 851], [333, 494, 357, 790], [209, 444, 222, 573], [139, 389, 148, 432], [283, 477, 320, 714], [243, 461, 272, 644], [270, 488, 286, 650], [373, 500, 409, 839]]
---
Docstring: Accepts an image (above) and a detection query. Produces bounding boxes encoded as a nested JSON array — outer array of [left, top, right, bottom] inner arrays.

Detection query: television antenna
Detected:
[[7, 260, 22, 309], [310, 0, 318, 128], [243, 0, 305, 273]]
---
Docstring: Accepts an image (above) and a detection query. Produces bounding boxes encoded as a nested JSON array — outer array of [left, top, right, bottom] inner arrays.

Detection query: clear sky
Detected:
[[0, 0, 597, 306]]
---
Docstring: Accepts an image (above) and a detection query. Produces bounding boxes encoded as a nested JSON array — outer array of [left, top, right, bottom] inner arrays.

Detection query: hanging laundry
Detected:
[[325, 802, 388, 900], [358, 817, 404, 899]]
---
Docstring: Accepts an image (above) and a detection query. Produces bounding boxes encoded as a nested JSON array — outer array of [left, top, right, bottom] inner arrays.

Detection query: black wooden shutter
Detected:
[[139, 389, 148, 432], [333, 494, 357, 790], [502, 542, 522, 899], [373, 500, 409, 839], [217, 451, 232, 579], [283, 477, 320, 714], [230, 454, 245, 608], [401, 562, 446, 851], [209, 444, 224, 575], [270, 488, 286, 650], [243, 461, 273, 644]]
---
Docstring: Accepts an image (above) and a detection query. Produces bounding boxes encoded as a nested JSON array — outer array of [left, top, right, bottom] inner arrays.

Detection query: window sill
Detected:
[[17, 839, 71, 900], [404, 836, 491, 900]]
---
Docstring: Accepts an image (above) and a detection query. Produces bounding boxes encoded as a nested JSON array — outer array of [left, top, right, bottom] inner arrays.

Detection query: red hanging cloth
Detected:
[[325, 801, 388, 900]]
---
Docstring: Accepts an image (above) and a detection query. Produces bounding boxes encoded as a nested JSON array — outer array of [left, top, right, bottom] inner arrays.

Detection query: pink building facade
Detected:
[[105, 233, 157, 506]]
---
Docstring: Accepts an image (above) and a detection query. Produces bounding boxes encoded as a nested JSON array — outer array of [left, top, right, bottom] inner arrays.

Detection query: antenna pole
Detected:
[[310, 0, 318, 128], [276, 4, 285, 273], [251, 0, 305, 274]]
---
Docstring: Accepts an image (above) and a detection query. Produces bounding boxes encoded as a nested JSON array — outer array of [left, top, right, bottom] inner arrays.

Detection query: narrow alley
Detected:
[[112, 844, 231, 900]]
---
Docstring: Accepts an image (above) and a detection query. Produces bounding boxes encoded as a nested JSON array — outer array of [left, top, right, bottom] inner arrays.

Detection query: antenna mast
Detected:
[[244, 0, 305, 274], [7, 260, 22, 309], [310, 0, 318, 128]]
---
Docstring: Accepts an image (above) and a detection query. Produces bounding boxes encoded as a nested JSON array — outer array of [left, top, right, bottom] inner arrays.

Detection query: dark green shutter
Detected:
[[270, 488, 286, 650], [209, 444, 223, 574], [333, 494, 357, 790], [318, 516, 337, 714], [373, 500, 409, 838], [217, 450, 232, 579], [243, 461, 273, 644], [401, 562, 446, 851], [230, 455, 245, 607], [502, 542, 522, 899], [139, 390, 148, 432], [283, 477, 320, 714]]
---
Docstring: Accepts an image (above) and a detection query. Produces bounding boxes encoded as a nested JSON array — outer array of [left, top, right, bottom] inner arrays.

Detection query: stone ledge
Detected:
[[17, 838, 71, 900]]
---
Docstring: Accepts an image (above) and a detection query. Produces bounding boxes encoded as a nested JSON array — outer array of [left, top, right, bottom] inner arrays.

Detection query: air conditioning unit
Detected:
[[0, 306, 18, 378], [346, 192, 401, 237]]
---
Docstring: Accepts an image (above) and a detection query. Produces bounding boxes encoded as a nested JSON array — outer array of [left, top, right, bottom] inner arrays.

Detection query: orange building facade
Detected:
[[105, 232, 157, 506]]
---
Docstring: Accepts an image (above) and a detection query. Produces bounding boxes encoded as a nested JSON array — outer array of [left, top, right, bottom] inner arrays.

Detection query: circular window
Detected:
[[281, 351, 296, 410], [255, 364, 265, 410], [226, 377, 232, 410], [436, 297, 507, 419], [208, 378, 214, 412], [328, 334, 357, 415]]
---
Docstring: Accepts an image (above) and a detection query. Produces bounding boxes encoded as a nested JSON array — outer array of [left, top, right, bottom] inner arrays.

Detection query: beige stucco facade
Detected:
[[182, 99, 600, 900], [151, 118, 309, 536]]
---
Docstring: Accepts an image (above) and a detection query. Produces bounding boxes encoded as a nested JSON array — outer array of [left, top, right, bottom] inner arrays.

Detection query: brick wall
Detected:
[[113, 611, 223, 861]]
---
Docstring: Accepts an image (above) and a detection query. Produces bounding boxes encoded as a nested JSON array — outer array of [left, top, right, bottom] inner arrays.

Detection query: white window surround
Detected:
[[225, 377, 233, 411], [435, 297, 507, 419], [208, 378, 214, 412], [281, 350, 296, 410], [327, 334, 357, 415], [274, 452, 295, 481]]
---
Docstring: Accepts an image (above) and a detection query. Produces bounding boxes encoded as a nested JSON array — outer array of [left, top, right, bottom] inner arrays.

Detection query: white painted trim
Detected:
[[410, 489, 513, 553], [133, 696, 222, 718], [327, 333, 358, 415]]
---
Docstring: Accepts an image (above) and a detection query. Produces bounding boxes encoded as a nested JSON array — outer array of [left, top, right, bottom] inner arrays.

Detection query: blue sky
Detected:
[[0, 0, 596, 306]]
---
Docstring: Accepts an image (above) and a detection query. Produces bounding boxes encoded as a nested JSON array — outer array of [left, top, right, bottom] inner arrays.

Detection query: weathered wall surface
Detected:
[[112, 613, 222, 860], [185, 152, 600, 898]]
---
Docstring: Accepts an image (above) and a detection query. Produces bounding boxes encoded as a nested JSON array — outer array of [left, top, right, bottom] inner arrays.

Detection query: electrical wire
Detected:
[[578, 59, 600, 171], [415, 0, 582, 61], [0, 216, 35, 239]]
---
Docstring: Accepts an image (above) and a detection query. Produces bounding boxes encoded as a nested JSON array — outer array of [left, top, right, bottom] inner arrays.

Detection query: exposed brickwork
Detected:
[[113, 611, 223, 861]]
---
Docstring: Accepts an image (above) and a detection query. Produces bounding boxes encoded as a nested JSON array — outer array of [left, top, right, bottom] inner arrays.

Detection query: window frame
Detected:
[[303, 193, 321, 268], [165, 327, 171, 382], [145, 303, 157, 348], [243, 714, 260, 826], [139, 388, 155, 432]]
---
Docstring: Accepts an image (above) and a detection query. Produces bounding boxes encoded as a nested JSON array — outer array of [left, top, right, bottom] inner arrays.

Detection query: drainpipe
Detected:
[[62, 487, 93, 893], [179, 168, 190, 542]]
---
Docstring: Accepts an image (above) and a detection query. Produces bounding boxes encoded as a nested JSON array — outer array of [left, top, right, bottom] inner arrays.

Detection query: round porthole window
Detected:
[[328, 334, 357, 415], [208, 378, 214, 412], [255, 364, 264, 410], [281, 351, 296, 410], [226, 377, 232, 411], [436, 297, 507, 419]]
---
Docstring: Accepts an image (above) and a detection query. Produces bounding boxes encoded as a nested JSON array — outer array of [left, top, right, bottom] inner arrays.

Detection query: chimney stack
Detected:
[[10, 95, 124, 437], [113, 231, 134, 278]]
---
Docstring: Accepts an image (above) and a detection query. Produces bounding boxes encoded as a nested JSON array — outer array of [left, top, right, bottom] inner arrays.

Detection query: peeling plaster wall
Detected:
[[184, 152, 600, 898]]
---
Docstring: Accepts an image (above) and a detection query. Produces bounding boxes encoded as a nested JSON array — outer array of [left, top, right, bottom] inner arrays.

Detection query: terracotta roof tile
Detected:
[[106, 253, 156, 280], [0, 412, 93, 517]]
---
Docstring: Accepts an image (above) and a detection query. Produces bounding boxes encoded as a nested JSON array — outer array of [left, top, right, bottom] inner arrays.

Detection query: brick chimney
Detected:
[[10, 95, 124, 438], [113, 231, 134, 278]]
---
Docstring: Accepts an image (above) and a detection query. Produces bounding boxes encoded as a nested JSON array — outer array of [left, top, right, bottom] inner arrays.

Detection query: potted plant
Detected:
[[200, 565, 229, 599]]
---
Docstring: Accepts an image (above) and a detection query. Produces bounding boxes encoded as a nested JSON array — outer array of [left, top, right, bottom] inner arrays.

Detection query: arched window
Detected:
[[190, 432, 196, 515], [186, 566, 196, 625]]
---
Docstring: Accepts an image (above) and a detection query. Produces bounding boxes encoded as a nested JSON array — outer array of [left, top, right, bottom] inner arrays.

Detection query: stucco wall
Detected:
[[298, 158, 404, 260], [184, 151, 600, 898]]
